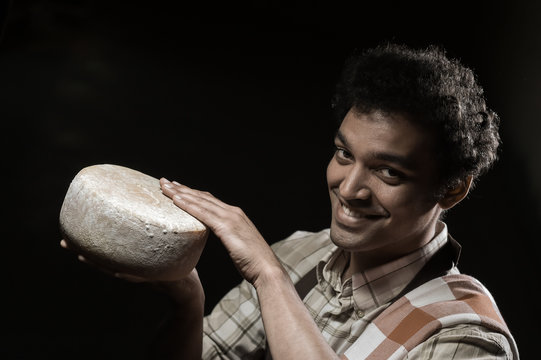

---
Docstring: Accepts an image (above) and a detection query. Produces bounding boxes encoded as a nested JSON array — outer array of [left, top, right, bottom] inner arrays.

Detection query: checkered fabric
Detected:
[[202, 227, 517, 359], [342, 274, 519, 359]]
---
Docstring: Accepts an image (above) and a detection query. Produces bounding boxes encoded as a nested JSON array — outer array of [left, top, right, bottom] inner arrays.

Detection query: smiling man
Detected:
[[327, 110, 445, 271], [154, 44, 518, 359], [63, 43, 519, 359]]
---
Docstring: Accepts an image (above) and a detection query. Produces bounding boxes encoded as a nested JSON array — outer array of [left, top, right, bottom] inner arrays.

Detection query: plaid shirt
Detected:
[[202, 223, 515, 359]]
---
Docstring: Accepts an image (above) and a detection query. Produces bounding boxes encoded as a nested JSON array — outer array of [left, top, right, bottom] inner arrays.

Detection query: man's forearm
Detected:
[[148, 271, 205, 360], [149, 302, 204, 360], [255, 268, 340, 360]]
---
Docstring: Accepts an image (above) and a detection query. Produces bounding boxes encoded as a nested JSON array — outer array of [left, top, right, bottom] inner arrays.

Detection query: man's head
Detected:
[[332, 43, 500, 197], [326, 44, 500, 265]]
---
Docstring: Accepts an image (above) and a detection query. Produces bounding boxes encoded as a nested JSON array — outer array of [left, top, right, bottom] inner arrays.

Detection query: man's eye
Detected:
[[378, 167, 402, 179], [334, 147, 352, 160], [378, 168, 404, 181]]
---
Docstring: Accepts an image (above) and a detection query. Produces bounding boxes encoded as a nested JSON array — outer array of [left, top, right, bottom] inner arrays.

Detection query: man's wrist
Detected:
[[155, 280, 205, 311], [253, 264, 291, 292]]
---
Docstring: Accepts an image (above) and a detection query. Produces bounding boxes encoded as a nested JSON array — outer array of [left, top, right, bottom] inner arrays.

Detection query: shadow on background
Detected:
[[2, 0, 539, 359]]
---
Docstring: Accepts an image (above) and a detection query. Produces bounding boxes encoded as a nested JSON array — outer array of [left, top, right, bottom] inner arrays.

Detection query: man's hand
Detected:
[[59, 238, 204, 307], [159, 179, 340, 359], [160, 178, 283, 287]]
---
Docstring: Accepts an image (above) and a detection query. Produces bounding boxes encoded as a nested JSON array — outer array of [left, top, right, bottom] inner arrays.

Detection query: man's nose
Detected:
[[339, 165, 371, 200]]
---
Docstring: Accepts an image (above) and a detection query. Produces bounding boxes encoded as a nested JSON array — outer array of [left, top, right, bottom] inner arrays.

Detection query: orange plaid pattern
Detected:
[[342, 274, 519, 359]]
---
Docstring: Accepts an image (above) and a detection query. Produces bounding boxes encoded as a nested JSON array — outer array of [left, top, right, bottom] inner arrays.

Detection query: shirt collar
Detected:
[[317, 221, 449, 314]]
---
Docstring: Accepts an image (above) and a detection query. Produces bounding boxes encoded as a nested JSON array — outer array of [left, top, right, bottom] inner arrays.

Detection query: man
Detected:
[[63, 43, 519, 359]]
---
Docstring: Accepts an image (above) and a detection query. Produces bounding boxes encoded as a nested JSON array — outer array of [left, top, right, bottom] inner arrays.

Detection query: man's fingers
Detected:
[[159, 178, 250, 237], [171, 191, 230, 226], [60, 241, 123, 278], [161, 178, 222, 204], [160, 178, 229, 214], [61, 240, 89, 263], [60, 240, 91, 264]]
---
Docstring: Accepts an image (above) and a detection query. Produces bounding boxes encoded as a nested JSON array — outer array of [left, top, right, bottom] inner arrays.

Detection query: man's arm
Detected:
[[160, 178, 340, 360], [60, 241, 205, 360], [254, 267, 339, 359], [146, 270, 205, 360]]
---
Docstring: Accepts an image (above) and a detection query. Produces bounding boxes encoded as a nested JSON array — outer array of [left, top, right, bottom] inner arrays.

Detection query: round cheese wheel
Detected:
[[59, 164, 208, 281]]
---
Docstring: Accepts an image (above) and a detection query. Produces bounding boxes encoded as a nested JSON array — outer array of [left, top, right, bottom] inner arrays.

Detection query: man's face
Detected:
[[327, 109, 443, 263]]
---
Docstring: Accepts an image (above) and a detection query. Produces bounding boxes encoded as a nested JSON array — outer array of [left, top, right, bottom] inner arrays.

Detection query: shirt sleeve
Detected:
[[406, 324, 514, 360], [201, 230, 332, 359], [202, 278, 266, 360]]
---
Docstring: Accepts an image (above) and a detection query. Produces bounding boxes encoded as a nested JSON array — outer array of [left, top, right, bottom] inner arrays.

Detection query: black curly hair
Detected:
[[332, 43, 500, 197]]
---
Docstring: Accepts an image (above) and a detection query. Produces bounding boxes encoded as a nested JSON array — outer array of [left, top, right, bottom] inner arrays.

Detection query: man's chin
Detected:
[[329, 225, 366, 251]]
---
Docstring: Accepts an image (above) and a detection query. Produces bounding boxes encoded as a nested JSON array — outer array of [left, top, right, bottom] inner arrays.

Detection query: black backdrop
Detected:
[[2, 1, 539, 359]]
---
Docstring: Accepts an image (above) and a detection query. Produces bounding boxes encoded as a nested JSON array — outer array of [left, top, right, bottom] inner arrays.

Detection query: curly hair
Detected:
[[332, 43, 500, 196]]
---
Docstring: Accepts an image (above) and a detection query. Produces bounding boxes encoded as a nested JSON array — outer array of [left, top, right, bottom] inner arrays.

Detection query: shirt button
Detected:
[[356, 310, 364, 318]]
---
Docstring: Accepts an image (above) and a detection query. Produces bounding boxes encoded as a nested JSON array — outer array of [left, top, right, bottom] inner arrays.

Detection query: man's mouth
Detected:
[[338, 200, 387, 220], [341, 203, 363, 218]]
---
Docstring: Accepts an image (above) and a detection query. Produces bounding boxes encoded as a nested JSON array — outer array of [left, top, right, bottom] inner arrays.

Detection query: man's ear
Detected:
[[438, 175, 473, 210]]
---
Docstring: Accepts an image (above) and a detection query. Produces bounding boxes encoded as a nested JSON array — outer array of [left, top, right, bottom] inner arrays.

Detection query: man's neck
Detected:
[[342, 222, 444, 280]]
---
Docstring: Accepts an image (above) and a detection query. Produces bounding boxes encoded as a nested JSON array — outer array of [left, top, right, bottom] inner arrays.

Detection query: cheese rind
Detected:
[[59, 164, 208, 281]]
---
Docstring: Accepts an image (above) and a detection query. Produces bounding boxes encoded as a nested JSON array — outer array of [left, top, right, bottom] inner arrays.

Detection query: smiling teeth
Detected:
[[342, 204, 363, 218]]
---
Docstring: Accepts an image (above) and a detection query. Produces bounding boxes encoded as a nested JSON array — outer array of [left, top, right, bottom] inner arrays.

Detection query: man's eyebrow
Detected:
[[334, 130, 349, 147]]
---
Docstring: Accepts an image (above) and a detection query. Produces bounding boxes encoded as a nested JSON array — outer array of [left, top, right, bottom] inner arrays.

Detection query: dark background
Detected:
[[2, 0, 539, 359]]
